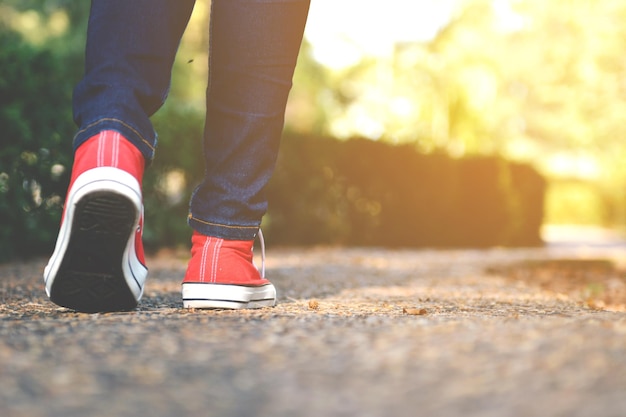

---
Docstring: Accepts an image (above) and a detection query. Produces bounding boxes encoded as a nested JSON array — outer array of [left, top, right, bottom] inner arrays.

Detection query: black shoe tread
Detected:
[[49, 191, 138, 313]]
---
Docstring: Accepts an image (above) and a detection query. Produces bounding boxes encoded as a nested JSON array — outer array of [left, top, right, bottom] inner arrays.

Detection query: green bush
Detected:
[[143, 105, 205, 250], [265, 134, 545, 248], [0, 31, 75, 261], [143, 129, 547, 249], [0, 29, 545, 261]]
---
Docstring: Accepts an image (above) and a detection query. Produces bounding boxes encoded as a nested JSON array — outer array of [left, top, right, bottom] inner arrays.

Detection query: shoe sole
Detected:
[[49, 192, 138, 312], [182, 283, 277, 309], [44, 168, 146, 313]]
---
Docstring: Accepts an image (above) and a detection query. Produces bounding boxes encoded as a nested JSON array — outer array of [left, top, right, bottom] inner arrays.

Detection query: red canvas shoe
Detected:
[[44, 130, 147, 313], [182, 230, 276, 309]]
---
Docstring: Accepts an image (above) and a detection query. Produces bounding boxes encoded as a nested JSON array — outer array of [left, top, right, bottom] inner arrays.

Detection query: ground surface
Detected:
[[1, 226, 626, 417]]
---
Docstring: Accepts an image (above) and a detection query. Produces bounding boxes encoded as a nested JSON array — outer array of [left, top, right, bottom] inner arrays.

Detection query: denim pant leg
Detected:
[[72, 0, 195, 161], [188, 0, 310, 240]]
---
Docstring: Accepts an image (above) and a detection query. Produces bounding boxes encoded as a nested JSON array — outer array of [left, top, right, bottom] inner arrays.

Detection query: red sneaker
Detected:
[[44, 130, 147, 313], [182, 230, 276, 309]]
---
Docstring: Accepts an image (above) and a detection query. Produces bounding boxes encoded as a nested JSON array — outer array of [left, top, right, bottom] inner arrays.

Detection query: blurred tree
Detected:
[[498, 0, 626, 225], [0, 29, 76, 260], [288, 0, 626, 228], [4, 0, 626, 259]]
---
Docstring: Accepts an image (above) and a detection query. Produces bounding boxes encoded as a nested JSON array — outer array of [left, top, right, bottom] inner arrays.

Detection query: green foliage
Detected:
[[142, 105, 206, 250], [118, 127, 548, 250], [544, 180, 610, 226], [0, 0, 552, 262], [287, 0, 626, 228], [266, 135, 545, 248], [0, 30, 75, 261]]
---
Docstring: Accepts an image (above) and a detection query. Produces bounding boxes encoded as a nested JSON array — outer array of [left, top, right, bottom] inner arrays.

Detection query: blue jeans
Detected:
[[73, 0, 310, 240]]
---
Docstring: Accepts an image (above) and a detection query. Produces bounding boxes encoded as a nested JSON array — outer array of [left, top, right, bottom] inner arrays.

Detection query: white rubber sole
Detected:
[[43, 167, 147, 312], [182, 282, 277, 309]]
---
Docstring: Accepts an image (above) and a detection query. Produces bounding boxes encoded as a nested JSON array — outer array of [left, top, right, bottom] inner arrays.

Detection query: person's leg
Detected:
[[73, 0, 196, 160], [44, 0, 195, 313], [183, 0, 310, 309]]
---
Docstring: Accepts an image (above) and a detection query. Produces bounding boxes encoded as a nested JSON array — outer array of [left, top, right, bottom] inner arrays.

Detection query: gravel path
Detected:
[[1, 239, 626, 417]]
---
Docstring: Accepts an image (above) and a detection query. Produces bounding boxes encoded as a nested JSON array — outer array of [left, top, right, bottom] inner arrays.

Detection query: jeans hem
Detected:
[[188, 215, 260, 241], [73, 118, 156, 161]]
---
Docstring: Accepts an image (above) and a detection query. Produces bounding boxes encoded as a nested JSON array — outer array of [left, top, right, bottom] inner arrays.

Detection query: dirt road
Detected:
[[1, 239, 626, 417]]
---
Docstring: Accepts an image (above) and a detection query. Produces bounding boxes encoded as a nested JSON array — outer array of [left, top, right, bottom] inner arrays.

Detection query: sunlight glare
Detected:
[[48, 10, 69, 37], [305, 0, 459, 69], [544, 152, 601, 180]]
